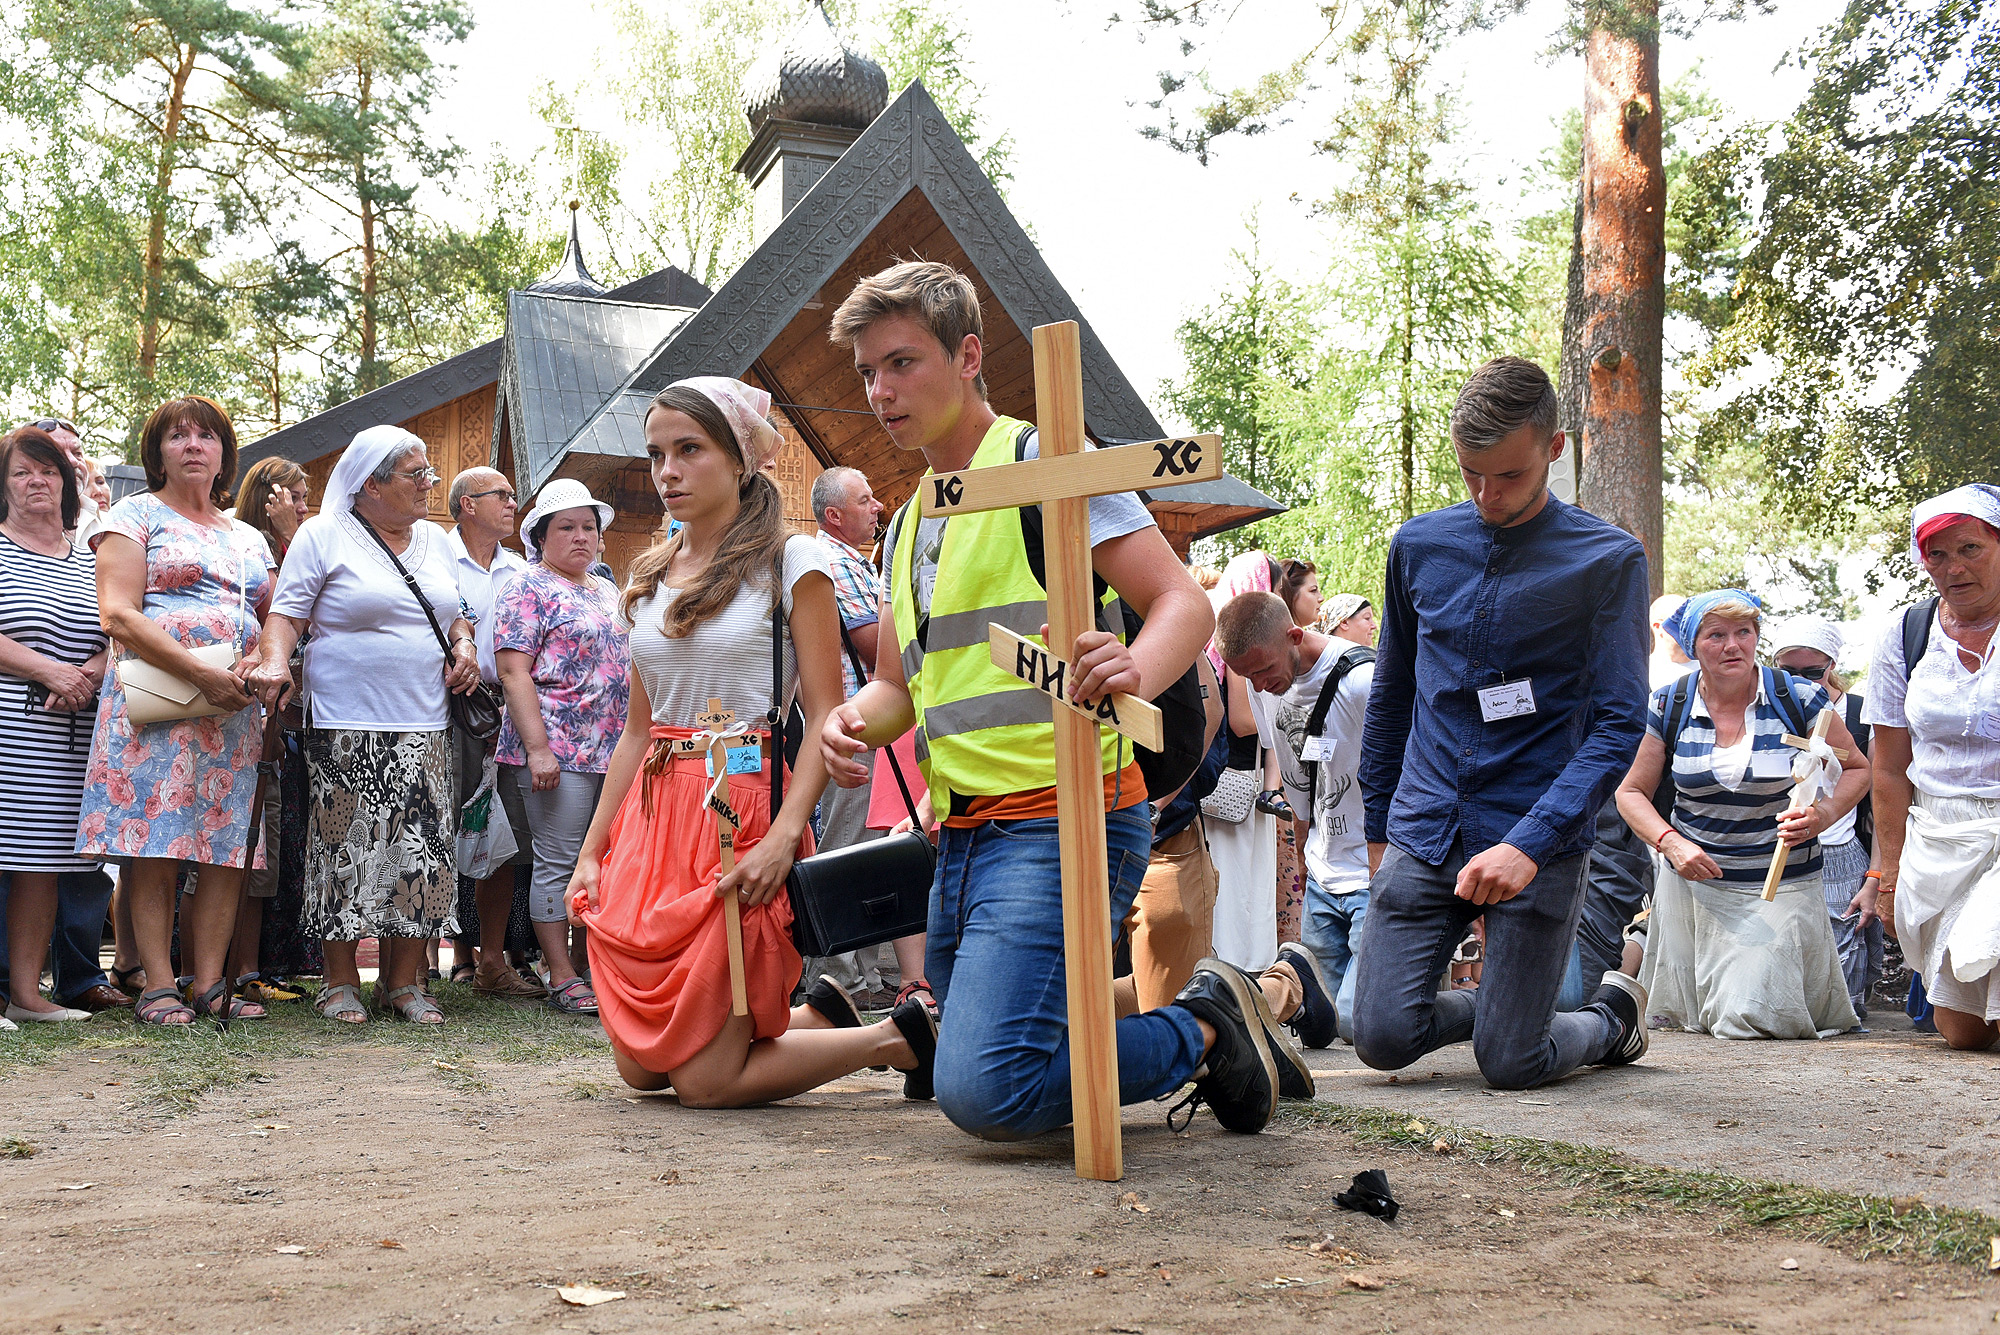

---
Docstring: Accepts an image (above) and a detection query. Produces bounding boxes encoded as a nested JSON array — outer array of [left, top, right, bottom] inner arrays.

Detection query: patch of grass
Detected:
[[2, 1135, 40, 1158], [566, 1079, 618, 1100], [1283, 1101, 2000, 1269], [0, 979, 609, 1115]]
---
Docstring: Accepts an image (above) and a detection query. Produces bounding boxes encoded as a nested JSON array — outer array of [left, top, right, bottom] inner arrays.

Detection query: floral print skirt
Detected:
[[303, 728, 459, 941]]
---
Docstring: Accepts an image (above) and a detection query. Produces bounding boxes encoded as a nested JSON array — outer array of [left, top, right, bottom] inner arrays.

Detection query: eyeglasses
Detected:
[[30, 417, 78, 436], [393, 467, 441, 485], [463, 486, 515, 503], [1780, 662, 1829, 681]]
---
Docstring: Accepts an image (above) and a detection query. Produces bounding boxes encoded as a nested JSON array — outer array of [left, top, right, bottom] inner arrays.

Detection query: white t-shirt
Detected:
[[1861, 608, 2000, 800], [627, 535, 832, 728], [272, 512, 463, 730], [1247, 645, 1373, 894], [447, 527, 528, 684]]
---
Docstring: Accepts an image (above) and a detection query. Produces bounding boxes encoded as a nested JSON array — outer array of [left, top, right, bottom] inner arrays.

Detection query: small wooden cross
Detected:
[[916, 323, 1223, 1183], [1762, 709, 1851, 902], [701, 698, 749, 1017]]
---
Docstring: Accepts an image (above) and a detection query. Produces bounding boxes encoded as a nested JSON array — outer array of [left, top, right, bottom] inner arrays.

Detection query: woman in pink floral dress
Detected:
[[76, 398, 275, 1026], [493, 479, 630, 1015]]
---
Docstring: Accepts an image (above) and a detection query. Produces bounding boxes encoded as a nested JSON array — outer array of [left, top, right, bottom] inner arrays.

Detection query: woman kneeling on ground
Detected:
[[568, 378, 934, 1105], [1858, 485, 2000, 1052], [1616, 589, 1868, 1039]]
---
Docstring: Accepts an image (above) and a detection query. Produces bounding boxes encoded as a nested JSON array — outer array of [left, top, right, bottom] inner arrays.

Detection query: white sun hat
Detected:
[[520, 478, 614, 562]]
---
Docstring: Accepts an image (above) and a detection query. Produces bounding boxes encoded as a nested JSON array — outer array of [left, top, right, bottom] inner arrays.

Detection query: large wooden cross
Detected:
[[919, 319, 1222, 1182], [1761, 709, 1851, 902]]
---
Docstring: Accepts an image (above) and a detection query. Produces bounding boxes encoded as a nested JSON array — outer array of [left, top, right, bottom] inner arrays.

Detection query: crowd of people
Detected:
[[1, 261, 1993, 1155]]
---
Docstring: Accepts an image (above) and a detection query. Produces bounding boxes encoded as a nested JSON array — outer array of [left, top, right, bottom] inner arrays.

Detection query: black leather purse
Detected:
[[774, 601, 935, 958], [355, 513, 503, 742]]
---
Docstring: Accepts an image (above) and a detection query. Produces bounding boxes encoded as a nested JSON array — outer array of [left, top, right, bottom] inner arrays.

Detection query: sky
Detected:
[[433, 0, 1848, 407]]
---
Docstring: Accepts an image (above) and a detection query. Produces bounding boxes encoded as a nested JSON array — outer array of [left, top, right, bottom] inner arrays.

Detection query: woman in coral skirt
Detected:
[[568, 377, 935, 1106]]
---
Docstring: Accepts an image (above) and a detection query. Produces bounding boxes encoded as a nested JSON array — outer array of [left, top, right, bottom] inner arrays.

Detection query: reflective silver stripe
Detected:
[[924, 599, 1047, 654], [1101, 597, 1126, 634], [923, 688, 1054, 741], [902, 639, 924, 683], [913, 725, 930, 764]]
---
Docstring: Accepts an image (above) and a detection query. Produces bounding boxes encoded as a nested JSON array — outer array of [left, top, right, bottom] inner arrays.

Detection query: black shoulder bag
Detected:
[[354, 514, 503, 743], [774, 597, 936, 958]]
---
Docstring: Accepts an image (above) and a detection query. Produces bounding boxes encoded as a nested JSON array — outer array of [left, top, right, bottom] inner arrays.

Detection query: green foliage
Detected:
[[1694, 0, 2000, 555], [1164, 2, 1523, 595]]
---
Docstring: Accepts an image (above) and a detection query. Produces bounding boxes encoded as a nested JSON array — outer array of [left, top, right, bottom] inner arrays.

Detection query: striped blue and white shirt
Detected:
[[1649, 670, 1832, 884]]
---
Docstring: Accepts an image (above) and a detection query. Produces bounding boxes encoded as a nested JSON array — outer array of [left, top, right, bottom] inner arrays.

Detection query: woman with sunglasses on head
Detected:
[[1771, 617, 1880, 1020], [248, 427, 480, 1026], [568, 378, 935, 1106]]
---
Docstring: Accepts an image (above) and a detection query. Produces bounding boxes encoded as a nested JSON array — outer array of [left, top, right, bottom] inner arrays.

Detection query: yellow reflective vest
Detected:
[[888, 416, 1127, 816]]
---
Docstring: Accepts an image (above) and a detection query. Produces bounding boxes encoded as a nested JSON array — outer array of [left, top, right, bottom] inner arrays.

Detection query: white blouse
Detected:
[[1861, 608, 2000, 800]]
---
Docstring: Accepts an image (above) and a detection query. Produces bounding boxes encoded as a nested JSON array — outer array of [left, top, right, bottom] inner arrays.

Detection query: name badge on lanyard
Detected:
[[1477, 679, 1536, 723]]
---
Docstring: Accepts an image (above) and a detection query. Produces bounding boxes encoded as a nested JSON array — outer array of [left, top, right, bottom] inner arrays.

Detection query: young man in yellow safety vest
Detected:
[[819, 261, 1306, 1139]]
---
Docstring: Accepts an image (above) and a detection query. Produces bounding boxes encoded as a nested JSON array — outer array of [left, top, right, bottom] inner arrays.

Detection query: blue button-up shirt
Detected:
[[1359, 496, 1650, 867]]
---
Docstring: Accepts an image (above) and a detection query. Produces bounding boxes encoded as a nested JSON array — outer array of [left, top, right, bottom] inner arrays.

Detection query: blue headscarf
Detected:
[[1661, 588, 1762, 657]]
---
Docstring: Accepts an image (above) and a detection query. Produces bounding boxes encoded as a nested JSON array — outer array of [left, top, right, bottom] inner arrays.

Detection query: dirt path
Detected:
[[4, 1031, 1998, 1333], [1304, 1012, 2000, 1216]]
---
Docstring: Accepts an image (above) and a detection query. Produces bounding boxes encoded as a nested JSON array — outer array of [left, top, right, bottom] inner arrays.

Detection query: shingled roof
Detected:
[[238, 264, 708, 471]]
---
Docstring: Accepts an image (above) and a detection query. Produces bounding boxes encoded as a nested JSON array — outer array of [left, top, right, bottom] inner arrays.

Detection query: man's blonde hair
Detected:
[[830, 261, 987, 397], [1214, 591, 1295, 663]]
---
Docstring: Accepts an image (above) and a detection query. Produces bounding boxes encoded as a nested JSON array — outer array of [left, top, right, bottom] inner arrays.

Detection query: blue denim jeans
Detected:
[[1350, 842, 1616, 1089], [1301, 873, 1368, 1040], [0, 868, 115, 1006], [928, 806, 1207, 1141]]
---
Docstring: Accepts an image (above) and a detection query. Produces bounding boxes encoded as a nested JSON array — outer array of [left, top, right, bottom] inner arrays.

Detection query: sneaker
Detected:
[[1274, 942, 1338, 1050], [1215, 959, 1314, 1100], [1589, 970, 1648, 1066], [1167, 960, 1278, 1134]]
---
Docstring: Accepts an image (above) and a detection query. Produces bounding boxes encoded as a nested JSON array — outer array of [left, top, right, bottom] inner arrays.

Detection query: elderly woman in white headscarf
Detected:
[[1771, 615, 1880, 1018], [1859, 483, 2000, 1052], [248, 427, 479, 1025]]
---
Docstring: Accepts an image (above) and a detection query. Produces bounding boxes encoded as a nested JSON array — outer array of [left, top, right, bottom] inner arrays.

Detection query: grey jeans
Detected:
[[498, 765, 605, 923], [1349, 841, 1618, 1089]]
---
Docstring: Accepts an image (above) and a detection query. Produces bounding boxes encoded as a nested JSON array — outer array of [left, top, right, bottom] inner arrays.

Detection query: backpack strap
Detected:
[[1903, 597, 1937, 674], [1302, 646, 1374, 815], [1661, 670, 1695, 748], [1765, 665, 1811, 737]]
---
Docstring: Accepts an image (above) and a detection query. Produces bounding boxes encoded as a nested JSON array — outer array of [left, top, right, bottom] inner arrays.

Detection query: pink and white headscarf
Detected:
[[1206, 549, 1281, 674], [670, 376, 785, 475]]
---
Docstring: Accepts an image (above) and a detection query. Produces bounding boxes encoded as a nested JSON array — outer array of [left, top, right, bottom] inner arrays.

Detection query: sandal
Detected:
[[893, 980, 935, 1009], [112, 965, 147, 994], [236, 972, 303, 1004], [133, 987, 195, 1028], [448, 960, 477, 986], [314, 983, 368, 1025], [377, 983, 444, 1024], [545, 977, 599, 1015], [803, 975, 864, 1029], [191, 979, 267, 1024]]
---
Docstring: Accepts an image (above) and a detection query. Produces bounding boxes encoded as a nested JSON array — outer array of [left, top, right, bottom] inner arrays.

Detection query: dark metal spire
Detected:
[[526, 201, 607, 299]]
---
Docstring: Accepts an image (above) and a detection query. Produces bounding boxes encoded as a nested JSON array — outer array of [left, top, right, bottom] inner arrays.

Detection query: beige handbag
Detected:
[[118, 642, 240, 727], [115, 537, 249, 728]]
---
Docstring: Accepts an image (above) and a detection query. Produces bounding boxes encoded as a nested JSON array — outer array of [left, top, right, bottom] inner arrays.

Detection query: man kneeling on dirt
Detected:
[[820, 261, 1307, 1139]]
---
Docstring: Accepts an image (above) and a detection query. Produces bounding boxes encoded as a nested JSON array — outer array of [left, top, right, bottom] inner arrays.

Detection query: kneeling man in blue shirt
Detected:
[[1353, 356, 1651, 1088]]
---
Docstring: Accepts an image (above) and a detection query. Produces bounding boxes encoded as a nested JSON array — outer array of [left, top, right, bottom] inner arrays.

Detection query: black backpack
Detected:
[[1299, 644, 1374, 816], [1903, 597, 1939, 673], [1014, 427, 1205, 802], [1650, 665, 1812, 820]]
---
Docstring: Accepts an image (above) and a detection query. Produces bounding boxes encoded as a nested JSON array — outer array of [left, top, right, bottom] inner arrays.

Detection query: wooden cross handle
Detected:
[[1762, 710, 1837, 902], [708, 737, 749, 1017]]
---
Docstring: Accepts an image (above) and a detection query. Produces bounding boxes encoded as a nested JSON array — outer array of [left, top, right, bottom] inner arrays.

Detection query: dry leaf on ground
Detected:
[[1343, 1274, 1384, 1290], [1118, 1191, 1151, 1213], [377, 1239, 404, 1250]]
